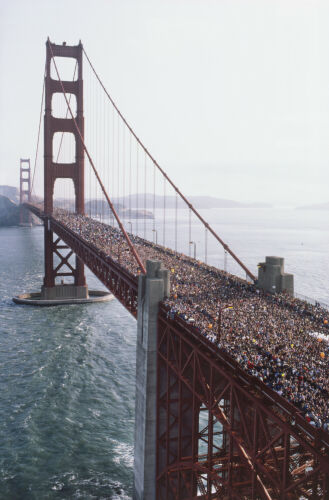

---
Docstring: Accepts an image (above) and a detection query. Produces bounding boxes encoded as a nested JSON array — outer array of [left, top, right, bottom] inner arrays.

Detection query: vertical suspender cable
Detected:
[[136, 142, 139, 236], [129, 132, 132, 231], [88, 59, 91, 216], [94, 79, 97, 218], [52, 62, 78, 213], [188, 207, 191, 257], [98, 80, 101, 219], [31, 65, 46, 199], [153, 162, 156, 236], [49, 42, 146, 273], [93, 68, 96, 217], [117, 113, 120, 220], [163, 176, 166, 247], [122, 123, 125, 226], [55, 62, 78, 165], [144, 151, 146, 239], [95, 74, 99, 219], [100, 91, 103, 221], [107, 90, 110, 219], [175, 191, 178, 253], [111, 106, 115, 226], [82, 47, 256, 281], [102, 89, 106, 222]]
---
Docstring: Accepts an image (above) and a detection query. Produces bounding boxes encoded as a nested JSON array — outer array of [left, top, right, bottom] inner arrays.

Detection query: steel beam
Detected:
[[156, 306, 329, 499], [25, 203, 329, 498], [43, 40, 85, 289]]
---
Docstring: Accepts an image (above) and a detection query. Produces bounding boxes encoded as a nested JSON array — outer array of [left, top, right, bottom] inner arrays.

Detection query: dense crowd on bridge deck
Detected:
[[55, 210, 329, 431]]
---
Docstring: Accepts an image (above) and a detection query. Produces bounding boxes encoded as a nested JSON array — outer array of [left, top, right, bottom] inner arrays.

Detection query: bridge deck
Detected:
[[28, 204, 329, 437]]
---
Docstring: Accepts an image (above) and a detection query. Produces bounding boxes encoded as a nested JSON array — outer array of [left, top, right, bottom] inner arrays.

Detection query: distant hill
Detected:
[[84, 199, 153, 219], [54, 194, 271, 212], [54, 198, 153, 219], [0, 185, 19, 204], [0, 193, 42, 227], [297, 202, 329, 211], [114, 194, 271, 210], [0, 195, 20, 226], [1, 184, 272, 211]]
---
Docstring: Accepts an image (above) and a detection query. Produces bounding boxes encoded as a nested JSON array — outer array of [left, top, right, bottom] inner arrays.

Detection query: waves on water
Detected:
[[0, 226, 136, 499], [0, 209, 328, 498]]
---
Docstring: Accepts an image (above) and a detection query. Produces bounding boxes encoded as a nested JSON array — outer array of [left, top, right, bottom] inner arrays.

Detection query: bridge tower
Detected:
[[42, 40, 87, 300], [19, 158, 32, 226]]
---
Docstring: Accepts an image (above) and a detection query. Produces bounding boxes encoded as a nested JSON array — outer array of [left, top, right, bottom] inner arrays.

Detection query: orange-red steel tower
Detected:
[[19, 158, 31, 225], [42, 40, 86, 298]]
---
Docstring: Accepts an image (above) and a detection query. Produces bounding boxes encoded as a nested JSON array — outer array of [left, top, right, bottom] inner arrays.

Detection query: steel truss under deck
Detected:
[[157, 305, 329, 499], [26, 37, 329, 499], [26, 204, 329, 499], [27, 204, 138, 316]]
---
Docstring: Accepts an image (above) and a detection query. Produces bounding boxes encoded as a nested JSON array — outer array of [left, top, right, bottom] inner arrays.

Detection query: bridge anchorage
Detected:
[[14, 38, 329, 498]]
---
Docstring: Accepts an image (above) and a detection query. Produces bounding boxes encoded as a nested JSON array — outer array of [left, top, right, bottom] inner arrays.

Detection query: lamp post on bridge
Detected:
[[127, 221, 132, 234], [152, 228, 158, 245], [189, 241, 196, 260], [216, 303, 233, 344], [217, 304, 222, 344]]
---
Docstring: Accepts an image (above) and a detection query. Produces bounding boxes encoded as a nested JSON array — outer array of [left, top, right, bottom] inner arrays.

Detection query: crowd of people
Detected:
[[55, 210, 329, 431]]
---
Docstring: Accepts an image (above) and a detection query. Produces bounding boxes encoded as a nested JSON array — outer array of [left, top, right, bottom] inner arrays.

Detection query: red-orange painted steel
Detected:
[[26, 203, 329, 498], [19, 158, 31, 224], [156, 305, 329, 499], [26, 204, 138, 316], [47, 41, 146, 275], [43, 40, 85, 288], [83, 47, 256, 282], [30, 37, 329, 498]]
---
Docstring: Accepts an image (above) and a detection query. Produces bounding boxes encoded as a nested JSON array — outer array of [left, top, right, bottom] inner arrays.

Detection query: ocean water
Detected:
[[0, 226, 136, 499], [0, 207, 328, 499]]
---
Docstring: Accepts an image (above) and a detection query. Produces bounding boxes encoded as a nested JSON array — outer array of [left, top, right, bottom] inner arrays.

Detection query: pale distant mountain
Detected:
[[297, 202, 329, 211], [0, 195, 42, 226], [114, 194, 272, 209], [1, 185, 272, 210], [0, 195, 20, 226], [57, 194, 271, 211], [73, 199, 152, 219], [0, 185, 19, 203], [0, 188, 42, 226]]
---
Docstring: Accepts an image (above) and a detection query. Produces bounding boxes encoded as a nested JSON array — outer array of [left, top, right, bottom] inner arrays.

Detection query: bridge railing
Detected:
[[25, 201, 329, 488], [294, 291, 329, 311], [157, 303, 329, 498], [25, 203, 139, 316], [159, 302, 329, 459], [25, 203, 329, 447]]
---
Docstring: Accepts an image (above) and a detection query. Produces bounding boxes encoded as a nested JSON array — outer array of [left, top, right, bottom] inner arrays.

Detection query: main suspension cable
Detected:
[[55, 61, 78, 164], [82, 47, 255, 281]]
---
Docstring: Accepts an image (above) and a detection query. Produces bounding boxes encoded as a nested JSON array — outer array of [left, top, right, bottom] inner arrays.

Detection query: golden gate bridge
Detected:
[[16, 39, 329, 499]]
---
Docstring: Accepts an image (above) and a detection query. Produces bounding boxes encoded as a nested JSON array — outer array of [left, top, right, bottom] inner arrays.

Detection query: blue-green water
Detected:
[[0, 226, 136, 499], [0, 208, 328, 499]]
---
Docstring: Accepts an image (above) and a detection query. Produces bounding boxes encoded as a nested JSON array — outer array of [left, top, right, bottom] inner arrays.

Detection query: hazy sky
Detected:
[[1, 0, 329, 205]]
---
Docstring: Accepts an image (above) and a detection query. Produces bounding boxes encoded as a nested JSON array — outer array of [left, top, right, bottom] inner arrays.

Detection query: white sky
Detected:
[[1, 0, 329, 205]]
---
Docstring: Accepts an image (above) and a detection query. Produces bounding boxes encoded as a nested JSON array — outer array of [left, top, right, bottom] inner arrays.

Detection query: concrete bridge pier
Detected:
[[134, 260, 169, 500]]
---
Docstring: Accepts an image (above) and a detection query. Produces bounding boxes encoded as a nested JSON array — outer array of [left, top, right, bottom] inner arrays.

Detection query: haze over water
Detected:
[[0, 207, 328, 499]]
